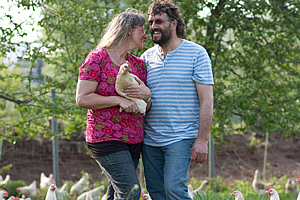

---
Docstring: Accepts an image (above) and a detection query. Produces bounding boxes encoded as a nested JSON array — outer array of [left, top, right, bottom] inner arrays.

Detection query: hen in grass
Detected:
[[45, 182, 57, 200], [70, 173, 89, 197], [16, 180, 37, 198], [266, 186, 280, 200], [231, 189, 244, 200], [0, 189, 8, 199], [252, 169, 276, 195], [285, 178, 299, 196]]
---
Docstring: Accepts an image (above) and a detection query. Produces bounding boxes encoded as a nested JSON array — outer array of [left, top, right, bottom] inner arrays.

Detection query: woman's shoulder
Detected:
[[128, 53, 145, 65], [91, 48, 107, 55]]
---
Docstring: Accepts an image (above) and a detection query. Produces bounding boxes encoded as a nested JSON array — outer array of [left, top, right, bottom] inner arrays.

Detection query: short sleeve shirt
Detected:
[[141, 39, 214, 146], [78, 48, 147, 144]]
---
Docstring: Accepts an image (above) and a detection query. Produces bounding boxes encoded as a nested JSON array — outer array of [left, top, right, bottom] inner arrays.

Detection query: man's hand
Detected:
[[191, 140, 208, 164]]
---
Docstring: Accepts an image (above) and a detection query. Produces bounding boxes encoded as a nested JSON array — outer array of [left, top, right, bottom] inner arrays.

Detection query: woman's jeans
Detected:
[[95, 150, 141, 200], [142, 139, 196, 200]]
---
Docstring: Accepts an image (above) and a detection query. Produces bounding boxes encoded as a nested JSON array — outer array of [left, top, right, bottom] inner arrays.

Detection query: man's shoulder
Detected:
[[182, 39, 206, 51]]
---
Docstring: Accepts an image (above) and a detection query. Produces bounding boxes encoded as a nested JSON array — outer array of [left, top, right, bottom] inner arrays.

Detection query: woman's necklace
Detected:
[[114, 50, 127, 66]]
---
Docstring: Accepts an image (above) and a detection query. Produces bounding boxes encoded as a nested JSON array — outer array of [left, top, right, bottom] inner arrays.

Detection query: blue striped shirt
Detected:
[[141, 39, 214, 146]]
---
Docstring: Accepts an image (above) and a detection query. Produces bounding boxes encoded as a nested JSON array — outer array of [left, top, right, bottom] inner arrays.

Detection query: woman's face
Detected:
[[130, 25, 148, 49]]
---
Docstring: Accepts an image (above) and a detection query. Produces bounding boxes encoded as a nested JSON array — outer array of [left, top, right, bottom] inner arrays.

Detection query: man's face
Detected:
[[148, 13, 173, 47]]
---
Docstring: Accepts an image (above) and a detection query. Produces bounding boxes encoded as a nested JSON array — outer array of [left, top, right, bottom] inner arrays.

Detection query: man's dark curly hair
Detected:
[[147, 0, 186, 39]]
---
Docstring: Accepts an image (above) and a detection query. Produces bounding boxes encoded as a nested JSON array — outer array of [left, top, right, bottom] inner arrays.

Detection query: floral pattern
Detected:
[[78, 48, 147, 144]]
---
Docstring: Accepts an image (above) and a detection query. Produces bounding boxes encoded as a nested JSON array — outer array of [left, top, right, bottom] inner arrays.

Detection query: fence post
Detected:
[[209, 133, 214, 178], [262, 132, 269, 181], [0, 138, 3, 163], [51, 88, 60, 187]]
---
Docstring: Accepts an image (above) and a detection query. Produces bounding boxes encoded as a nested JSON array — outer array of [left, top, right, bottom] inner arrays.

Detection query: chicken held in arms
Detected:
[[115, 62, 147, 113]]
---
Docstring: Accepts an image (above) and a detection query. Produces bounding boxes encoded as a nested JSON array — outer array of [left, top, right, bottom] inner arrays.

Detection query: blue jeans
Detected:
[[142, 139, 195, 200], [94, 150, 141, 200]]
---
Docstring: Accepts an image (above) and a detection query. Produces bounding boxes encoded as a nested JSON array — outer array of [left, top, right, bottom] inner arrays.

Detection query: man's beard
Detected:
[[151, 24, 172, 47]]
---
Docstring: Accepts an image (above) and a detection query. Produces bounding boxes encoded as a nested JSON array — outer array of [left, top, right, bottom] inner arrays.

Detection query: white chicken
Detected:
[[58, 183, 68, 192], [84, 191, 92, 200], [252, 169, 276, 195], [188, 185, 194, 199], [18, 197, 31, 200], [188, 180, 209, 199], [231, 189, 244, 200], [285, 178, 299, 196], [0, 189, 8, 199], [7, 196, 16, 200], [115, 62, 147, 114], [76, 185, 105, 200], [297, 176, 300, 200], [45, 182, 57, 200], [101, 190, 108, 200], [0, 175, 11, 185], [16, 180, 37, 198], [56, 183, 70, 200], [140, 192, 152, 200], [40, 173, 54, 189], [266, 186, 280, 200], [70, 172, 89, 197]]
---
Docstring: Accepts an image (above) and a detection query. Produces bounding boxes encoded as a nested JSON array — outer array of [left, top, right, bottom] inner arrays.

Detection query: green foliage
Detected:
[[0, 180, 27, 197], [0, 164, 12, 174], [0, 0, 300, 141]]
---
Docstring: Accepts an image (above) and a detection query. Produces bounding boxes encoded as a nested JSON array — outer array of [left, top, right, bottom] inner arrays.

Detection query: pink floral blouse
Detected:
[[78, 48, 147, 144]]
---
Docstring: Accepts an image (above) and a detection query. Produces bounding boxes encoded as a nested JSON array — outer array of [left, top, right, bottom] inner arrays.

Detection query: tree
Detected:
[[0, 0, 299, 142], [180, 0, 300, 137]]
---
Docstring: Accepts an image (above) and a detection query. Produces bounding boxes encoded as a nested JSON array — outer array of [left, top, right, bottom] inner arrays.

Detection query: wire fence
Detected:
[[1, 138, 105, 186], [1, 132, 300, 187]]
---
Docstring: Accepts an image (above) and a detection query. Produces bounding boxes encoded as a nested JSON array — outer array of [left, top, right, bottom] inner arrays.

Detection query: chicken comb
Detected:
[[52, 181, 56, 186], [232, 189, 237, 192], [141, 192, 145, 197], [267, 186, 273, 191], [297, 175, 300, 179]]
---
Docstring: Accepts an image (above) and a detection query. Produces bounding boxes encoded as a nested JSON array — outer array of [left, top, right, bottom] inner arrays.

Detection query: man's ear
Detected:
[[172, 19, 177, 28]]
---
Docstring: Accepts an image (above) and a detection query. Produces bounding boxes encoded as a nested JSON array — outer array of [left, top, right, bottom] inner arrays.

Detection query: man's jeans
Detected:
[[95, 150, 140, 200], [142, 139, 196, 200]]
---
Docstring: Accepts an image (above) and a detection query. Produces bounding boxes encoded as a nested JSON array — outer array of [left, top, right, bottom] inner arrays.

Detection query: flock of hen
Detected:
[[0, 172, 150, 200], [0, 169, 299, 200], [231, 170, 300, 200]]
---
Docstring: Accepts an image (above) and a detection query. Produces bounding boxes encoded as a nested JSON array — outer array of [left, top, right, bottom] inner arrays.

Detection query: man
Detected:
[[141, 0, 214, 199]]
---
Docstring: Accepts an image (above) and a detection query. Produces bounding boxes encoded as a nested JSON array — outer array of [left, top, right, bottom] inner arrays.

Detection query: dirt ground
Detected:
[[188, 131, 300, 184]]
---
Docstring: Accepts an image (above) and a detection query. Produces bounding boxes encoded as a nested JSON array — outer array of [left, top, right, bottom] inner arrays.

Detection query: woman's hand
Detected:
[[122, 76, 151, 100]]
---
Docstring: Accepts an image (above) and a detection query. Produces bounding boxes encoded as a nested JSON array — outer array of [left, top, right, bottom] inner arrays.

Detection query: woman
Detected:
[[76, 8, 151, 200]]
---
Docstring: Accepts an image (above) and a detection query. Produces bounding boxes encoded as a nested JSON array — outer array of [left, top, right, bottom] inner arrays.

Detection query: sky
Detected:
[[1, 0, 42, 42], [1, 0, 42, 63]]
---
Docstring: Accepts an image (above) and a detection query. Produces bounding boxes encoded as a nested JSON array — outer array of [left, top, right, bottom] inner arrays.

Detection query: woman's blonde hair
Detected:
[[96, 8, 146, 49]]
